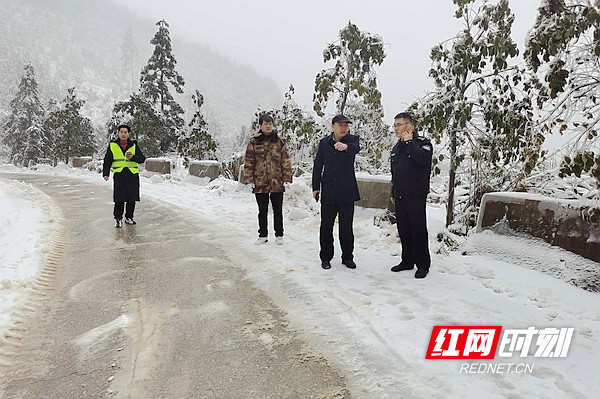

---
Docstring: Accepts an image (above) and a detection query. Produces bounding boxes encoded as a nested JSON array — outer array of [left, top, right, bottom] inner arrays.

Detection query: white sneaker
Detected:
[[276, 237, 284, 245], [255, 237, 268, 245]]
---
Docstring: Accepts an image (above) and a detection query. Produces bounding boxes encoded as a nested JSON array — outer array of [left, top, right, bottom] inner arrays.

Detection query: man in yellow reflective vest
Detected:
[[102, 124, 146, 228]]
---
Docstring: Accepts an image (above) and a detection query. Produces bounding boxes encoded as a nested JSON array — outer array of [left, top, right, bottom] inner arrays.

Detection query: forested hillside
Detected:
[[0, 0, 282, 132]]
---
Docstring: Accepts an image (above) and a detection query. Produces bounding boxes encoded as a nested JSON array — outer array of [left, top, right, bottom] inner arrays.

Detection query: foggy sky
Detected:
[[112, 0, 540, 121]]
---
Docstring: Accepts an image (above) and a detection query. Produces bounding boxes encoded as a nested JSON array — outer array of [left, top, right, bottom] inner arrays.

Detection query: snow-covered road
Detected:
[[1, 165, 599, 398], [0, 173, 350, 398]]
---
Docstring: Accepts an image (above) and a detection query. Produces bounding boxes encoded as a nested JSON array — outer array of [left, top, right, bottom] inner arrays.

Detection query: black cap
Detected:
[[332, 114, 352, 124]]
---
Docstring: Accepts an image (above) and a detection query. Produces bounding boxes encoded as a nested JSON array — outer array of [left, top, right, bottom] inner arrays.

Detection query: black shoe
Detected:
[[124, 217, 136, 225], [342, 259, 356, 269], [115, 219, 123, 228], [391, 263, 414, 272], [321, 260, 331, 269], [415, 269, 429, 279]]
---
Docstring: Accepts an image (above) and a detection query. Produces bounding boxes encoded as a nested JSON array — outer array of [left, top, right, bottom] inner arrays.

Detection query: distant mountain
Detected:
[[0, 0, 283, 136]]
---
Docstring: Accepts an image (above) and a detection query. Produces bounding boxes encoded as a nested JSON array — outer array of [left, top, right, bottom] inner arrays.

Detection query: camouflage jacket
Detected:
[[243, 131, 293, 193]]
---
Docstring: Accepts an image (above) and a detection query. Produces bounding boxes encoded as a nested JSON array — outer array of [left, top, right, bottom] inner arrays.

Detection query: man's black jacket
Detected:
[[312, 133, 361, 205], [390, 136, 433, 199]]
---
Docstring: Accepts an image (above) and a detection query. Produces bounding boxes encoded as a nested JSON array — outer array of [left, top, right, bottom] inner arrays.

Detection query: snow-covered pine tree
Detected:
[[177, 90, 217, 166], [120, 26, 140, 95], [46, 88, 96, 164], [42, 98, 62, 164], [139, 19, 185, 153], [313, 21, 388, 172], [410, 0, 545, 228], [2, 63, 46, 166]]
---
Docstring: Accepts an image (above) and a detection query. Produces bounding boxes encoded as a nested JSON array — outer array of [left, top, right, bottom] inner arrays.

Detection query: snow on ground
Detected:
[[0, 163, 599, 399], [0, 175, 61, 331]]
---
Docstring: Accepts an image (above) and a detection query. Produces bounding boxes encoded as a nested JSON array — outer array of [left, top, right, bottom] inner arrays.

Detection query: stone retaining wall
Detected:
[[145, 158, 172, 174], [477, 192, 600, 262], [189, 160, 220, 181], [72, 156, 92, 168], [356, 177, 393, 210]]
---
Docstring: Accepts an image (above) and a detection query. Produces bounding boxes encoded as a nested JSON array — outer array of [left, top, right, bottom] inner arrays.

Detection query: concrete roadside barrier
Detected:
[[477, 192, 600, 262], [145, 158, 172, 174], [189, 160, 220, 181]]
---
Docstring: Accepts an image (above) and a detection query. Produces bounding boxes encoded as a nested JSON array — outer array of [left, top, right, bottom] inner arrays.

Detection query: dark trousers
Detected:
[[395, 196, 431, 270], [114, 202, 136, 220], [255, 192, 284, 237], [319, 203, 355, 262]]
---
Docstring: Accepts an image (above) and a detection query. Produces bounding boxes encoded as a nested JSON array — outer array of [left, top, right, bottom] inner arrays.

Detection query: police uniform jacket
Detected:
[[390, 136, 433, 199]]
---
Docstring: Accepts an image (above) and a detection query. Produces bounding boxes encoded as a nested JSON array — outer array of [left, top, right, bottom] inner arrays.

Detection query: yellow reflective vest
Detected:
[[110, 142, 139, 174]]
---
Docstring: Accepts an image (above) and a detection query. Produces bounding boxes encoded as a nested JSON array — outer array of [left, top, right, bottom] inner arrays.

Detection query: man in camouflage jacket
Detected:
[[244, 114, 293, 244]]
